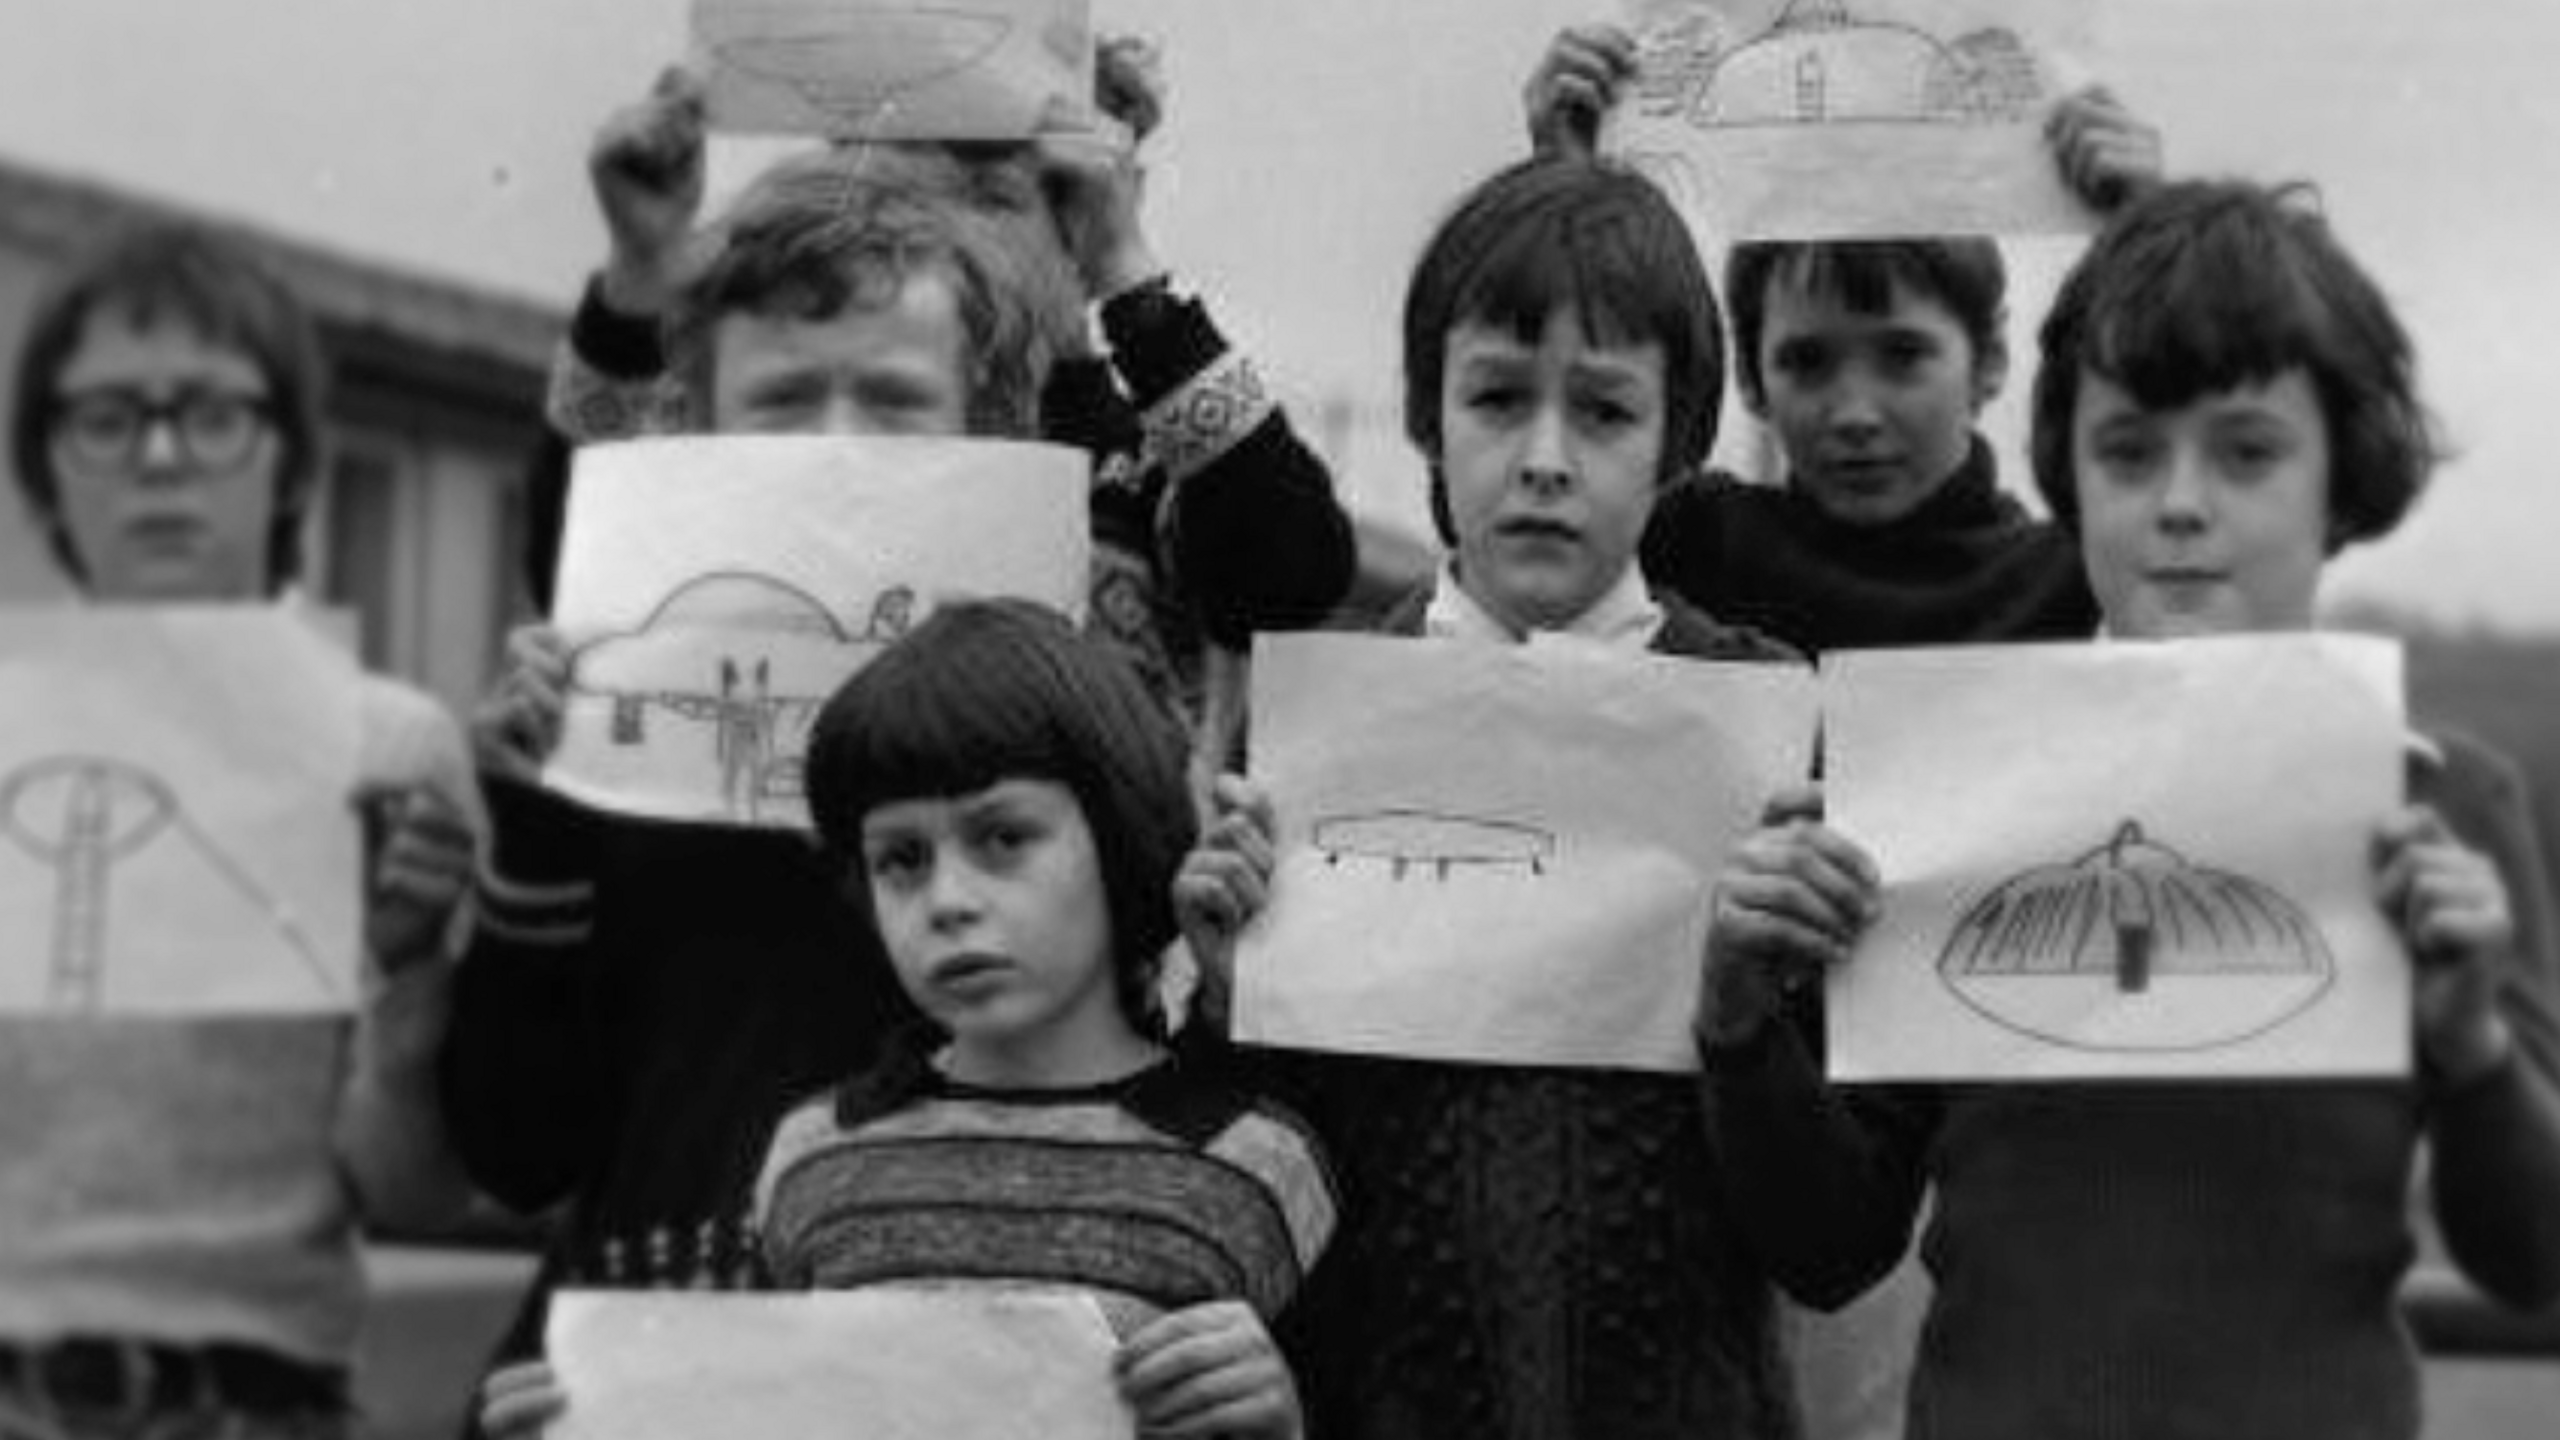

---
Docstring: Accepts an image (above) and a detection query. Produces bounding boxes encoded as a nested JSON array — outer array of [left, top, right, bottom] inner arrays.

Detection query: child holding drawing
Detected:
[[539, 38, 1354, 716], [1180, 155, 1804, 1440], [1527, 27, 2161, 1439], [478, 600, 1334, 1440], [1695, 180, 2560, 1440], [1525, 22, 2161, 654], [445, 118, 1350, 1405], [0, 222, 481, 1439]]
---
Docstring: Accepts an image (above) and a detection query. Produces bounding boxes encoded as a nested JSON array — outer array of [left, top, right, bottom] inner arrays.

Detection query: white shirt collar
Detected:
[[1421, 560, 1664, 651]]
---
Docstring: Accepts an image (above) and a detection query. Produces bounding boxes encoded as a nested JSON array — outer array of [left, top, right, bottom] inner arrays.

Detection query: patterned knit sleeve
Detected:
[[1204, 1098, 1339, 1313], [1099, 278, 1355, 649], [750, 1098, 843, 1291], [2416, 733, 2560, 1310]]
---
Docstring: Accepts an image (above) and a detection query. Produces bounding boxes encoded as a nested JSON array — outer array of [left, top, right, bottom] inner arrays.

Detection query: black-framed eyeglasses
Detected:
[[48, 387, 276, 478]]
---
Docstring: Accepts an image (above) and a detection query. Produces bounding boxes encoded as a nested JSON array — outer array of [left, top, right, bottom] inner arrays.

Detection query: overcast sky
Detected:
[[6, 0, 2558, 630]]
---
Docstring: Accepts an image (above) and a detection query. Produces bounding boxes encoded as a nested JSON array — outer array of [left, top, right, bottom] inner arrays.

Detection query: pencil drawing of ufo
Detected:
[[568, 571, 912, 817], [1310, 808, 1557, 882], [2, 755, 334, 1013], [1684, 0, 2042, 130], [1936, 819, 2337, 1053], [698, 1, 1017, 126]]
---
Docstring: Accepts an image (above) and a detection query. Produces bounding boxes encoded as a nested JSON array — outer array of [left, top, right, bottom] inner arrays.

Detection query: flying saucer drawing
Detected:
[[0, 756, 335, 1014], [1936, 820, 2337, 1054], [696, 1, 1019, 136], [1635, 0, 2045, 132], [567, 571, 914, 823], [1311, 809, 1557, 883]]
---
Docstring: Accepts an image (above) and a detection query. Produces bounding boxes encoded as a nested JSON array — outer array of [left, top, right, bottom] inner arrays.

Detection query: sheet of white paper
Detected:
[[1824, 635, 2409, 1082], [544, 435, 1088, 830], [1608, 0, 2099, 242], [692, 0, 1092, 141], [0, 608, 361, 1015], [1236, 632, 1815, 1072], [547, 1288, 1131, 1440]]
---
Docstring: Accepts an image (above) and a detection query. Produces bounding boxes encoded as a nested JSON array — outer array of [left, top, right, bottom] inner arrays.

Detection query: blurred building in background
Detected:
[[0, 154, 560, 715]]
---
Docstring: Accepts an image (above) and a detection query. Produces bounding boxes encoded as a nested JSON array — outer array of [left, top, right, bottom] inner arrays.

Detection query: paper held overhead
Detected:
[[691, 0, 1094, 141], [1606, 0, 2101, 242]]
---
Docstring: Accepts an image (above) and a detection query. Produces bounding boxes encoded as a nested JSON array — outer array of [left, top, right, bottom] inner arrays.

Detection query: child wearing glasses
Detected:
[[0, 222, 482, 1440]]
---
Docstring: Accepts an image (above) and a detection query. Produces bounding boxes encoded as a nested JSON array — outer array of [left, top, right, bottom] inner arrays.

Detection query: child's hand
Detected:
[[591, 67, 709, 316], [1034, 109, 1162, 304], [1116, 1301, 1301, 1440], [2046, 85, 2163, 214], [1173, 775, 1277, 1000], [478, 1360, 568, 1440], [473, 625, 573, 783], [361, 784, 477, 975], [1523, 23, 1637, 159], [1094, 33, 1167, 144], [2376, 805, 2517, 1084], [1698, 784, 1881, 1049]]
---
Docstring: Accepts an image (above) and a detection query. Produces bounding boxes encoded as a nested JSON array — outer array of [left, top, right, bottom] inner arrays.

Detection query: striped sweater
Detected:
[[754, 1039, 1336, 1332]]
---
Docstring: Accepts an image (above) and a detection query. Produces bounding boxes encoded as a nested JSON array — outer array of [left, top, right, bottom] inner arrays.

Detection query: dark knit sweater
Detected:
[[1640, 438, 2098, 655], [445, 279, 1356, 1388], [1264, 587, 1807, 1440], [756, 1035, 1335, 1330], [1704, 733, 2560, 1440]]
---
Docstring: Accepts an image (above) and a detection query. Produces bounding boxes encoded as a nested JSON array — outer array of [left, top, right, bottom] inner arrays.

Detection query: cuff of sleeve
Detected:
[[1134, 350, 1280, 489], [477, 777, 600, 945], [572, 274, 669, 380], [1697, 1015, 1787, 1077], [1099, 275, 1226, 402]]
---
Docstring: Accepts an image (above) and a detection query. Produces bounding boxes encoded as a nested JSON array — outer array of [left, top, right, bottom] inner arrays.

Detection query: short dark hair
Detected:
[[668, 145, 1084, 439], [1725, 239, 2009, 410], [10, 222, 326, 593], [803, 599, 1196, 1036], [2030, 179, 2437, 549], [1401, 156, 1724, 544]]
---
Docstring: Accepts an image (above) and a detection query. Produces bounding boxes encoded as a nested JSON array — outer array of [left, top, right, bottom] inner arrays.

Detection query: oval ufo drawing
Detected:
[[698, 2, 1015, 129], [1311, 808, 1557, 883], [1936, 820, 2336, 1054]]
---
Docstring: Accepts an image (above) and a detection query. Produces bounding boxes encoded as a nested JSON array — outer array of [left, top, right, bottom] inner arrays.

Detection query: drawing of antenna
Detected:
[[1, 756, 336, 1012], [697, 2, 1017, 140]]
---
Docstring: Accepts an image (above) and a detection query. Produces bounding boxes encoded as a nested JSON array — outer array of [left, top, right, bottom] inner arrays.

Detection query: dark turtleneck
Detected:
[[1639, 437, 2098, 655]]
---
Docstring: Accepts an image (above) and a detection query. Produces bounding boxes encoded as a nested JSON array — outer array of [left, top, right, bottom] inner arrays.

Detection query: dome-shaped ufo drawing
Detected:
[[569, 571, 913, 822], [1637, 0, 2043, 132], [1936, 819, 2337, 1054]]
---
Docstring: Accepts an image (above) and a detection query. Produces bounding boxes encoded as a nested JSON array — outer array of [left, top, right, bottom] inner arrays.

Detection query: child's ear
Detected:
[[1971, 330, 2012, 414]]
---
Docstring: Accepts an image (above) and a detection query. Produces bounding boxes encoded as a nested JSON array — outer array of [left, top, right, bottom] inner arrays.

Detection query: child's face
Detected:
[[1753, 272, 1996, 526], [1438, 306, 1666, 632], [2072, 368, 2332, 638], [711, 267, 972, 438], [859, 777, 1129, 1079], [44, 310, 280, 602]]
